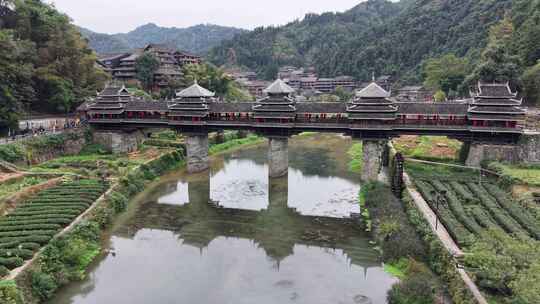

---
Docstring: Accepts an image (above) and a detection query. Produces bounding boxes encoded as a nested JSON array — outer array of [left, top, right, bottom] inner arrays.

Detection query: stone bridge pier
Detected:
[[93, 130, 144, 154], [268, 136, 289, 178], [361, 139, 389, 182], [185, 133, 209, 173]]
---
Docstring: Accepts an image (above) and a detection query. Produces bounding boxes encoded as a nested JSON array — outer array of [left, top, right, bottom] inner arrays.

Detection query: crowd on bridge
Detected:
[[0, 117, 85, 145]]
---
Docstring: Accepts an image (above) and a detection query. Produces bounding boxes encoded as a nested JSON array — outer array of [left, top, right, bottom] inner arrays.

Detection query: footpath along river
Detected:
[[49, 134, 397, 304]]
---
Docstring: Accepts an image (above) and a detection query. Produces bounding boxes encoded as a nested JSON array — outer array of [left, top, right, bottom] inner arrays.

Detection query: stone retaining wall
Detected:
[[465, 133, 540, 167], [93, 130, 145, 154]]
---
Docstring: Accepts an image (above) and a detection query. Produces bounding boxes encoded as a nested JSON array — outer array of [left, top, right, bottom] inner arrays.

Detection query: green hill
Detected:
[[80, 23, 246, 55], [207, 0, 514, 82]]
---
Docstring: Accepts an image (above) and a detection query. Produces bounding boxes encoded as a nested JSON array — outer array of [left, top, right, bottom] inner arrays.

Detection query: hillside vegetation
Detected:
[[0, 0, 108, 130], [208, 0, 540, 101]]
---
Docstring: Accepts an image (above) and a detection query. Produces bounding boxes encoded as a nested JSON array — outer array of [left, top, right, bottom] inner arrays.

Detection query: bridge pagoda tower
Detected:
[[169, 80, 215, 123], [170, 81, 215, 173], [348, 82, 396, 182], [86, 84, 136, 121], [87, 84, 146, 153], [465, 82, 526, 167], [467, 82, 525, 131], [347, 82, 397, 128], [254, 79, 297, 178]]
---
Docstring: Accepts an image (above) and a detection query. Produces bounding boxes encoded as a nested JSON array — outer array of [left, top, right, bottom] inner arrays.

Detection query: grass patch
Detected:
[[405, 160, 481, 182], [209, 135, 264, 155], [347, 143, 363, 173], [30, 152, 146, 178], [393, 136, 462, 162], [488, 162, 540, 186], [384, 258, 409, 279], [0, 177, 48, 200], [297, 132, 318, 137]]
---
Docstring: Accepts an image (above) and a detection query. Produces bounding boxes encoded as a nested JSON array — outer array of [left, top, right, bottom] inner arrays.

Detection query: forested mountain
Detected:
[[208, 0, 514, 82], [209, 0, 408, 80], [0, 0, 108, 130], [80, 23, 246, 55], [78, 27, 131, 54]]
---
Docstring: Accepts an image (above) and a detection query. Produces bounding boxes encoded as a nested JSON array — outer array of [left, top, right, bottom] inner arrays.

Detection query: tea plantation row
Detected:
[[414, 179, 539, 247], [0, 179, 107, 277]]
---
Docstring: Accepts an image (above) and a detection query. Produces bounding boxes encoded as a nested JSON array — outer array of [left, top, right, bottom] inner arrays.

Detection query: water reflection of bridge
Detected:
[[116, 172, 380, 270]]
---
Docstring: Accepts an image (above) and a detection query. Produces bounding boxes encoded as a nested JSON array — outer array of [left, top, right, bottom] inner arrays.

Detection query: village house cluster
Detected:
[[97, 44, 203, 91]]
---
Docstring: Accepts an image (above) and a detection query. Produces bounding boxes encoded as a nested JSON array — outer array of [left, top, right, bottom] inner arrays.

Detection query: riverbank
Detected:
[[396, 143, 540, 303], [350, 138, 482, 303], [361, 182, 455, 304], [40, 133, 395, 304], [0, 130, 268, 304]]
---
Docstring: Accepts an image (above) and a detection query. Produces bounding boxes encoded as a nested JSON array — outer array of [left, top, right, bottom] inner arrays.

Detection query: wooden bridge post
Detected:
[[186, 132, 209, 173], [268, 136, 289, 178]]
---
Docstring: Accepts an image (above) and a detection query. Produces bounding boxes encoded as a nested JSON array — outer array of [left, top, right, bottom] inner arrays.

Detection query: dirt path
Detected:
[[0, 172, 24, 184]]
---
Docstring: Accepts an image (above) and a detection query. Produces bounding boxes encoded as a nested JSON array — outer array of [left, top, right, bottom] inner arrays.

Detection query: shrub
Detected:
[[483, 183, 540, 239], [0, 235, 52, 245], [402, 193, 477, 304], [469, 206, 499, 230], [109, 192, 128, 213], [431, 181, 483, 235], [416, 180, 474, 246], [30, 271, 58, 300], [143, 139, 185, 149], [0, 280, 24, 304], [449, 181, 474, 202], [467, 183, 526, 235], [0, 265, 9, 277], [0, 249, 35, 259], [19, 243, 40, 251], [153, 130, 177, 141], [387, 260, 438, 304], [0, 144, 25, 163], [90, 205, 114, 228], [37, 222, 100, 285], [0, 224, 62, 233], [363, 182, 425, 262], [0, 257, 24, 269], [464, 229, 540, 301]]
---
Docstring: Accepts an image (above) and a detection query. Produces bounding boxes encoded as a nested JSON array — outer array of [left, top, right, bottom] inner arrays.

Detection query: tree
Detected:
[[181, 63, 252, 101], [135, 53, 160, 91], [433, 90, 446, 102], [0, 30, 34, 130], [0, 0, 108, 124], [334, 86, 353, 102], [422, 54, 469, 96], [513, 0, 540, 67], [465, 16, 522, 87], [521, 62, 540, 106]]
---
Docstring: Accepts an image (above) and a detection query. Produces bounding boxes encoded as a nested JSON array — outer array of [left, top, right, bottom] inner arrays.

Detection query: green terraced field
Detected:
[[0, 179, 107, 275], [414, 179, 540, 247]]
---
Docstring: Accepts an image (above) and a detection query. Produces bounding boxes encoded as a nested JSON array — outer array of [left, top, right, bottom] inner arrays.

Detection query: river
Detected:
[[49, 134, 397, 304]]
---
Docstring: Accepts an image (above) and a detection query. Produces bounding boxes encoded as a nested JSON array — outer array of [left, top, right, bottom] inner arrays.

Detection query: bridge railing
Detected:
[[86, 116, 524, 133]]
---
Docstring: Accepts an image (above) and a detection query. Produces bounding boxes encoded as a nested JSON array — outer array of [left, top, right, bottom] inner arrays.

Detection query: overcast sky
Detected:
[[45, 0, 367, 34]]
